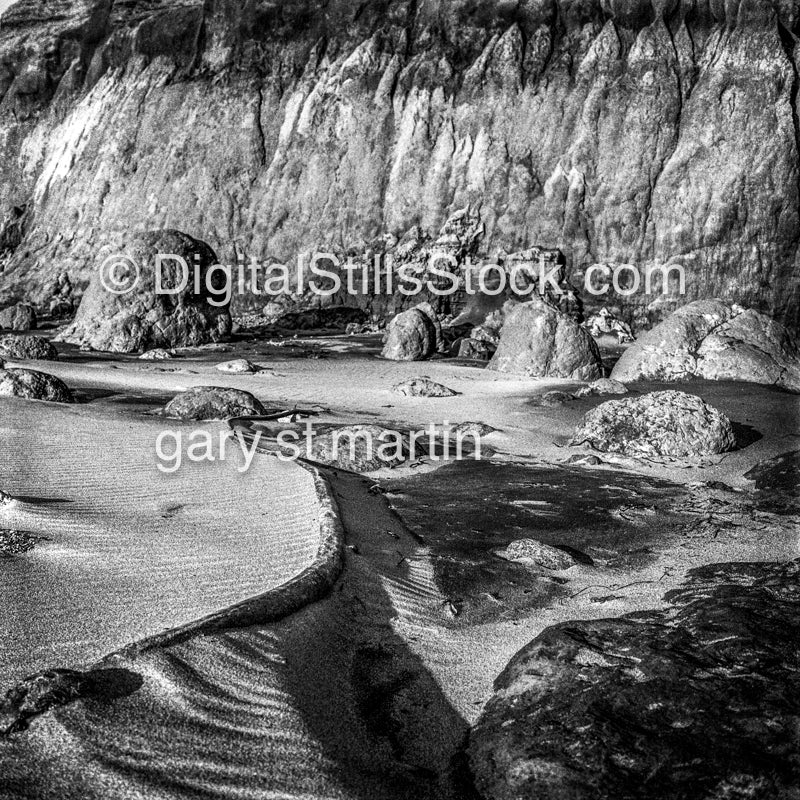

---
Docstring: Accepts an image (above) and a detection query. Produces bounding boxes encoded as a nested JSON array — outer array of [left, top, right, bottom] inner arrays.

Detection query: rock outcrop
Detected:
[[470, 558, 800, 800], [0, 367, 73, 402], [488, 297, 603, 380], [0, 302, 36, 331], [57, 230, 232, 353], [571, 390, 735, 458], [612, 300, 800, 391], [0, 2, 798, 327], [164, 386, 266, 421]]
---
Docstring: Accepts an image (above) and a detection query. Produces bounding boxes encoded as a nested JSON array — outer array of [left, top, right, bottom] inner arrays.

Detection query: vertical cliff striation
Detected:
[[0, 0, 798, 324]]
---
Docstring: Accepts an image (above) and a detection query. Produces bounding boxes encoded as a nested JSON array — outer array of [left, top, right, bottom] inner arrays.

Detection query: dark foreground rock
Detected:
[[57, 230, 232, 353], [0, 335, 57, 360], [0, 368, 73, 402], [469, 558, 800, 800], [488, 298, 602, 380], [164, 386, 266, 421], [612, 301, 800, 392], [1, 667, 143, 734], [0, 303, 36, 331], [571, 391, 735, 459]]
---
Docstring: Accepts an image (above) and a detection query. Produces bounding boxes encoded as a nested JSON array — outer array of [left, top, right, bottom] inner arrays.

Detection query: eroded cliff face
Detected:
[[0, 0, 798, 325]]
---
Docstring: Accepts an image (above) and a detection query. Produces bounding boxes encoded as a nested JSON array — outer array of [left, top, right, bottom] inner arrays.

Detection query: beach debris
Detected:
[[164, 386, 266, 421], [139, 348, 174, 360], [488, 296, 603, 380], [571, 391, 735, 458], [612, 300, 800, 392], [216, 358, 260, 374], [0, 368, 73, 402], [56, 229, 231, 353], [499, 539, 580, 570], [470, 558, 800, 800], [392, 376, 457, 398], [573, 377, 628, 398], [0, 303, 36, 332], [0, 334, 57, 361]]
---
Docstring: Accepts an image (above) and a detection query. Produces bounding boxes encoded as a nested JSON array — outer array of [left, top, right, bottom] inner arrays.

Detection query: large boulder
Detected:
[[164, 386, 266, 421], [381, 307, 437, 361], [0, 302, 36, 331], [0, 334, 57, 360], [469, 559, 800, 800], [570, 390, 735, 458], [488, 298, 602, 380], [612, 300, 800, 391], [57, 230, 232, 353], [0, 367, 73, 402]]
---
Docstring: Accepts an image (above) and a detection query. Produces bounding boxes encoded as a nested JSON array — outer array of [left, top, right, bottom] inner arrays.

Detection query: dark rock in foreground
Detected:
[[612, 300, 800, 392], [571, 390, 735, 459], [164, 386, 266, 421], [57, 230, 232, 354], [0, 334, 57, 361], [1, 667, 143, 734], [0, 303, 36, 331], [488, 298, 602, 380], [0, 368, 73, 402], [470, 558, 800, 800]]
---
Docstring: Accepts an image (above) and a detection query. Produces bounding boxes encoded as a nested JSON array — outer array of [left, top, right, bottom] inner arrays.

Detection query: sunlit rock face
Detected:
[[0, 0, 798, 327]]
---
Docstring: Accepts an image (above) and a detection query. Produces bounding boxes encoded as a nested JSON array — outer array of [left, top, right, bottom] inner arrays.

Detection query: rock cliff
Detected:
[[0, 0, 799, 325]]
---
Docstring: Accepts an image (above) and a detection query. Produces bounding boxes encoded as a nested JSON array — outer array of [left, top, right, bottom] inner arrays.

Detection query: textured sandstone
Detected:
[[0, 2, 797, 327]]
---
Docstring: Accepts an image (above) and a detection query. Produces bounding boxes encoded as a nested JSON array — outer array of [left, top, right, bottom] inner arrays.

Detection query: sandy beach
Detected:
[[0, 334, 797, 798]]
